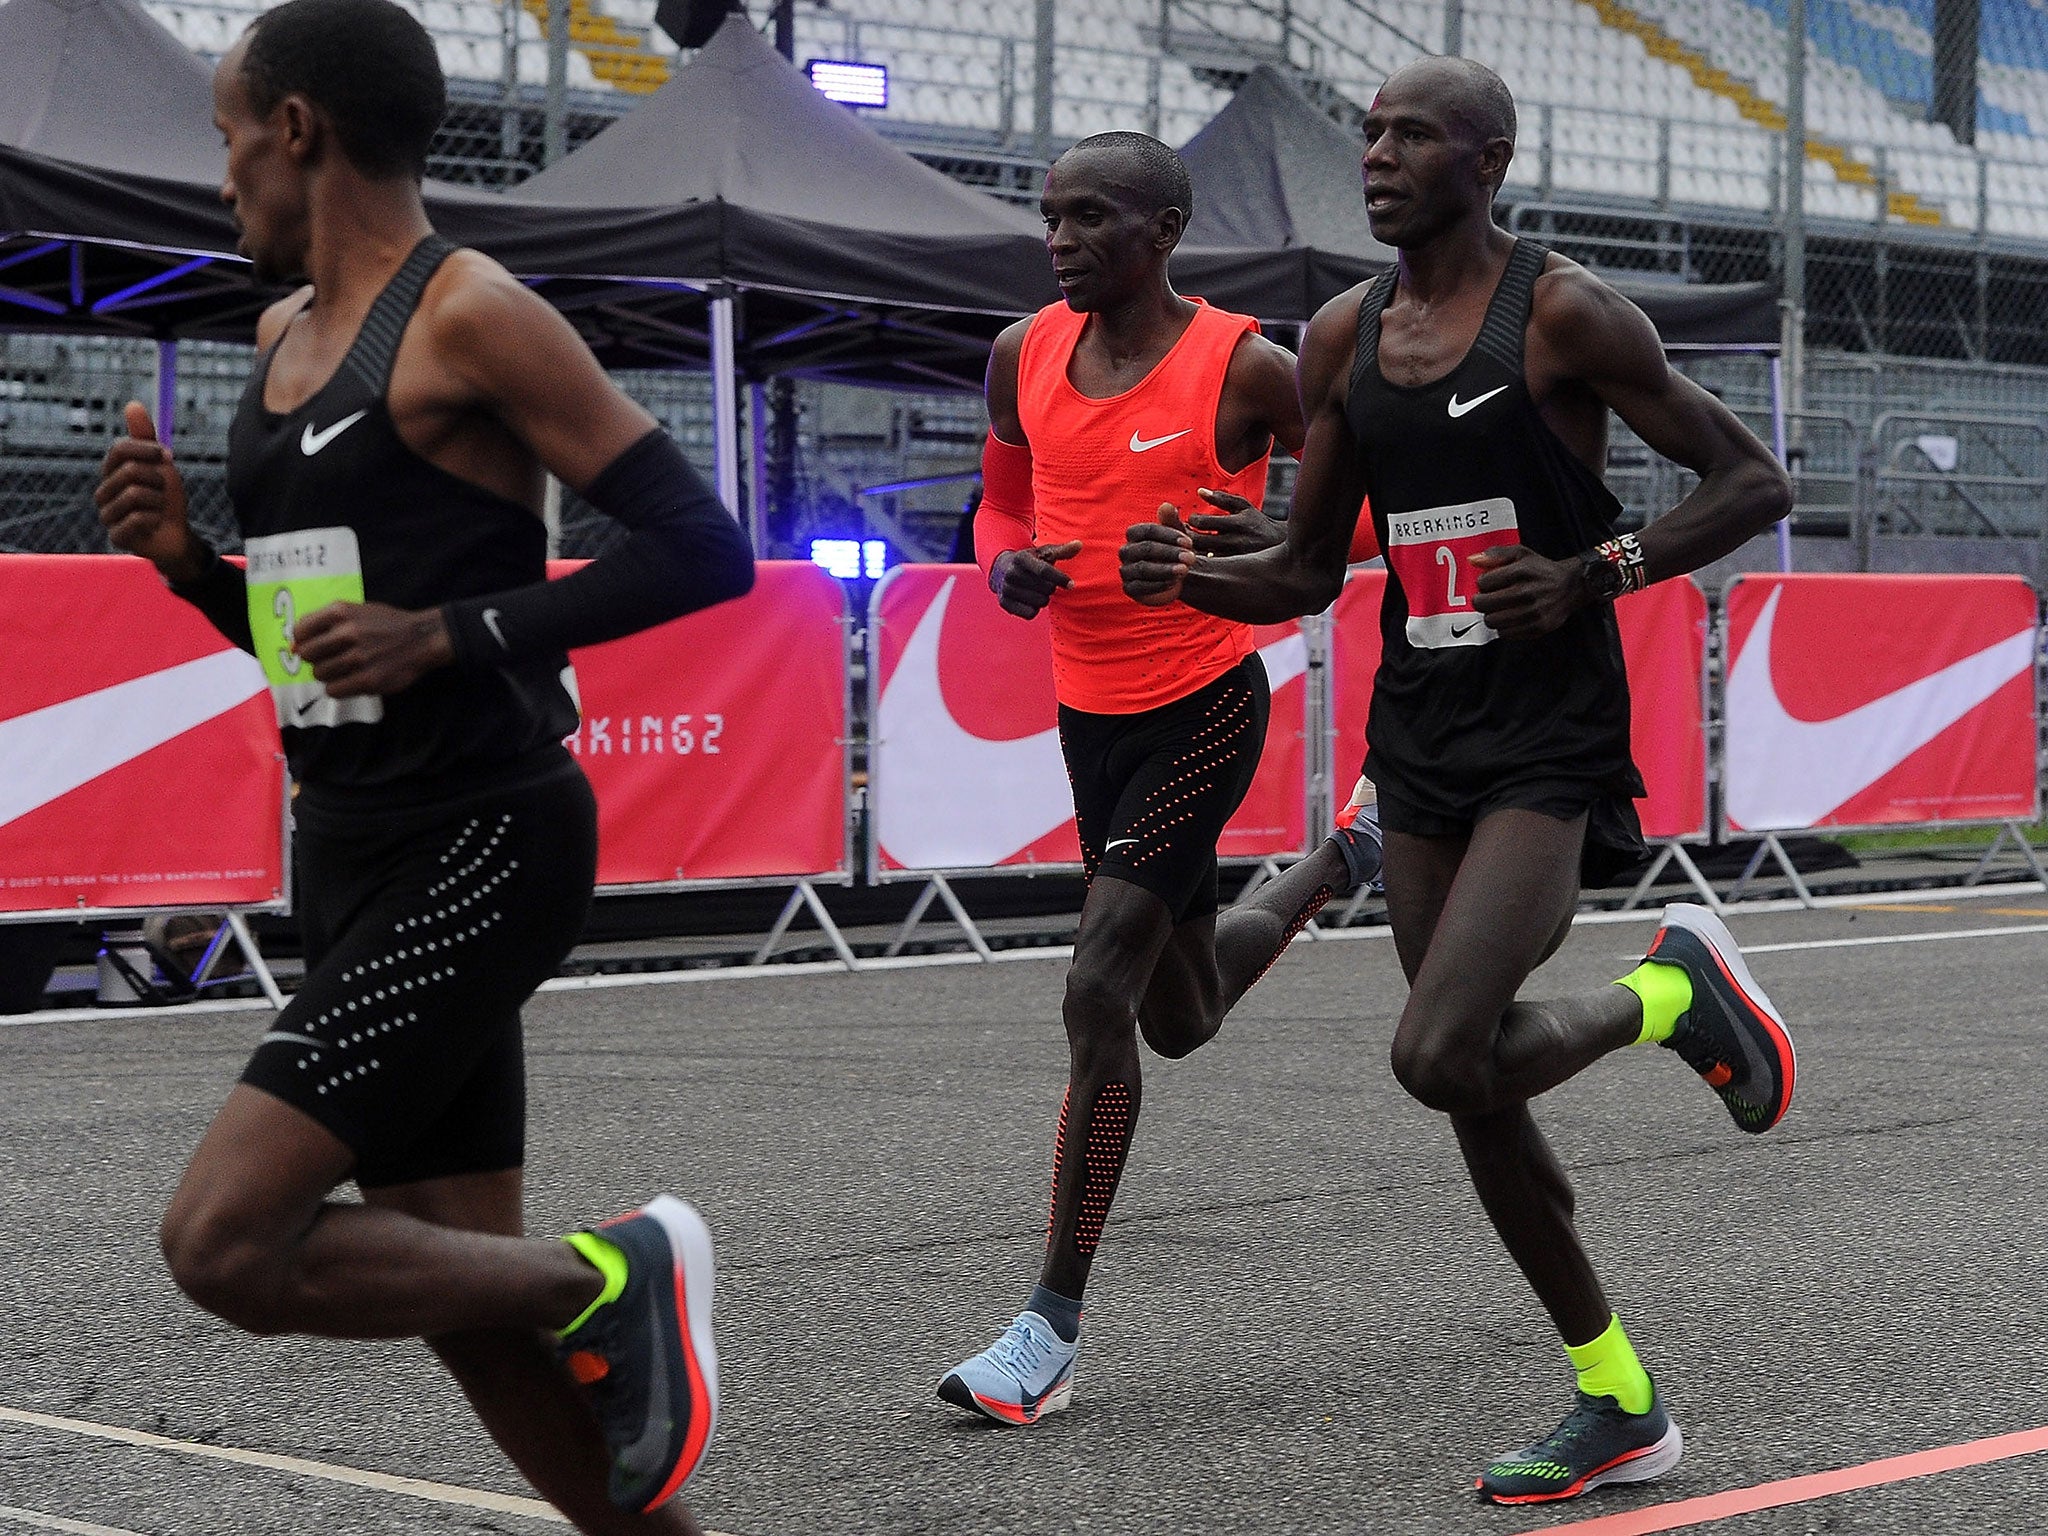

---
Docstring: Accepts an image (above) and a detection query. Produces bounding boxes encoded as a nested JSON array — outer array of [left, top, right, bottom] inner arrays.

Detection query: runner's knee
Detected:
[[1390, 1022, 1499, 1116], [159, 1200, 293, 1335]]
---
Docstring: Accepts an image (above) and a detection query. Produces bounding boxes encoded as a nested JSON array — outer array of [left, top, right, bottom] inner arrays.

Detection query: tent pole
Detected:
[[749, 381, 770, 554], [154, 339, 176, 445], [710, 287, 742, 516], [1770, 351, 1792, 571]]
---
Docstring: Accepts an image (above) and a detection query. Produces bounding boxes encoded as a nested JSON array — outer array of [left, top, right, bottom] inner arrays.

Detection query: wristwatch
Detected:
[[1578, 548, 1627, 602]]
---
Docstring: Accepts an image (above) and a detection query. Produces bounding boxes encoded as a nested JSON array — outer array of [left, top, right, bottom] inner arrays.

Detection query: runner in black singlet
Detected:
[[93, 2, 748, 1527], [1122, 58, 1802, 1503]]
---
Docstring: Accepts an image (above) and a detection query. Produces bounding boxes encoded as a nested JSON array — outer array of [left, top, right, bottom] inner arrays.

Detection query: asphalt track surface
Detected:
[[1, 896, 2045, 1535]]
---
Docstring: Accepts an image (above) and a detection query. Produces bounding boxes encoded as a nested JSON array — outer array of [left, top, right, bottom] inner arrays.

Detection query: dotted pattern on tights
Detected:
[[1075, 1083, 1135, 1258], [1046, 1086, 1071, 1245]]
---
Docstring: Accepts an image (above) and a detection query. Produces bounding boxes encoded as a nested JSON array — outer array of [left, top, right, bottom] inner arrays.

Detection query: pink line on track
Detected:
[[1515, 1424, 2048, 1535]]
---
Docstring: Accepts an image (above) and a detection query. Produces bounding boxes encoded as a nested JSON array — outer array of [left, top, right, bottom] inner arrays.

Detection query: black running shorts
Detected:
[[241, 750, 597, 1188], [1058, 654, 1270, 923], [1375, 774, 1648, 891]]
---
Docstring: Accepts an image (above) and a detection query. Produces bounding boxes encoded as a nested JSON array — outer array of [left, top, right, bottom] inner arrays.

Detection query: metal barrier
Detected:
[[1865, 411, 2048, 558]]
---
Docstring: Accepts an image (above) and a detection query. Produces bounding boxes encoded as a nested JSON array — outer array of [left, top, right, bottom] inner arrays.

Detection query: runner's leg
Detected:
[[160, 1086, 600, 1337], [1380, 810, 1639, 1347], [365, 1170, 701, 1536], [1040, 875, 1177, 1298]]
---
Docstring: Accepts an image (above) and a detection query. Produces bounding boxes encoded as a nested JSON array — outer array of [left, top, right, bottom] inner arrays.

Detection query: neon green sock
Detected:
[[1616, 959, 1692, 1045], [1566, 1314, 1653, 1415], [558, 1230, 628, 1338]]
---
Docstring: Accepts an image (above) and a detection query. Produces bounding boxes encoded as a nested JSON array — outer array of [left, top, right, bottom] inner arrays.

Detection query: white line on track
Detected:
[[0, 1505, 149, 1536], [1742, 921, 2048, 954], [0, 1406, 564, 1525], [8, 880, 2044, 1028]]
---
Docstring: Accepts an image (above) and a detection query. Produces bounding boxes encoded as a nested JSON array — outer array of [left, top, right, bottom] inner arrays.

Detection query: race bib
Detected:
[[244, 527, 384, 728], [1384, 497, 1518, 650]]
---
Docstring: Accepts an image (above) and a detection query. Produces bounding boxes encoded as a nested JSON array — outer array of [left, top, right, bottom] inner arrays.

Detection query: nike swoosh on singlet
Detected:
[[0, 651, 268, 828], [1446, 386, 1509, 419], [874, 578, 1311, 869], [1723, 585, 2035, 829], [1129, 429, 1193, 452], [300, 409, 368, 456], [481, 608, 509, 651], [1105, 838, 1140, 851]]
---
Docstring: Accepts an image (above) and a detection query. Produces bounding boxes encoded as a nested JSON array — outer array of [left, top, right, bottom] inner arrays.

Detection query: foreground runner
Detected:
[[94, 1, 750, 1526], [939, 133, 1383, 1425], [1121, 60, 1797, 1501]]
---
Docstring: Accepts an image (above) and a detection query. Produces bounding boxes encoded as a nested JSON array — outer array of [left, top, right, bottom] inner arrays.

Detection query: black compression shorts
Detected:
[[1059, 654, 1269, 923], [241, 750, 597, 1188]]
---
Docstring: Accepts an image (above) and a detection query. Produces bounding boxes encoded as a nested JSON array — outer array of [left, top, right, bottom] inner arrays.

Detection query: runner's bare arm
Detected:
[[1539, 267, 1790, 579], [980, 319, 1080, 620], [1122, 288, 1369, 618], [297, 257, 753, 697], [1472, 268, 1790, 639]]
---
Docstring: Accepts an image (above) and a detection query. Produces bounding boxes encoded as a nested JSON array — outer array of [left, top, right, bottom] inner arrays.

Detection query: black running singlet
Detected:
[[225, 235, 579, 800], [1344, 238, 1643, 808]]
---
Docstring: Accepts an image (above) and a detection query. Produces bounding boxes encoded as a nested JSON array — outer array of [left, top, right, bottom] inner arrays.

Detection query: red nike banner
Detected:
[[554, 560, 850, 887], [1723, 574, 2039, 831], [0, 554, 287, 917], [867, 565, 1309, 876], [1328, 572, 1710, 844]]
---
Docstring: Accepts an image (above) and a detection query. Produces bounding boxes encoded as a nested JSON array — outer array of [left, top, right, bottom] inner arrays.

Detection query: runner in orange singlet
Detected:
[[937, 132, 1381, 1425]]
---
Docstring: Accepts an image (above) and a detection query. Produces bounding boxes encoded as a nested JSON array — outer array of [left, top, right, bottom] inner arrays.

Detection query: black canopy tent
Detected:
[[0, 0, 710, 435], [1174, 65, 1781, 347]]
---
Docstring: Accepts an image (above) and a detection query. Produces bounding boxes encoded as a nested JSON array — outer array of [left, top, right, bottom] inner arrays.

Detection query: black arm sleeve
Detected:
[[166, 546, 256, 654], [441, 429, 755, 667]]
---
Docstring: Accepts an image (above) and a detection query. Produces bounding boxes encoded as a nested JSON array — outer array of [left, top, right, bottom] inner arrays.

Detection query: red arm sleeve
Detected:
[[1348, 497, 1380, 563], [974, 431, 1035, 582]]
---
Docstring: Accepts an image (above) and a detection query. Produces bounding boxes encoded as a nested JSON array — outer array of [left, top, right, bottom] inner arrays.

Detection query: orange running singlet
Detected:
[[1016, 299, 1267, 714]]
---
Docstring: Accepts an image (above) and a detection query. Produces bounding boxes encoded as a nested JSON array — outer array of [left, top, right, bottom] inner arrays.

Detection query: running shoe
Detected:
[[1329, 775, 1384, 895], [1475, 1385, 1684, 1504], [937, 1311, 1078, 1425], [1645, 902, 1797, 1133], [559, 1196, 719, 1511]]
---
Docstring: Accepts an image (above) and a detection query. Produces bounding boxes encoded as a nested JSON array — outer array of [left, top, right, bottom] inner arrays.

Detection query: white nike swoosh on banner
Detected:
[[1129, 429, 1192, 452], [1724, 585, 2035, 830], [875, 579, 1309, 869], [1446, 386, 1508, 419], [0, 651, 269, 828], [300, 409, 367, 456], [875, 578, 1072, 869]]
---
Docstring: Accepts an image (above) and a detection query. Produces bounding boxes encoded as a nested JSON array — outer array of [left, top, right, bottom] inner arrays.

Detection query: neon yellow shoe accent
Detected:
[[1616, 959, 1692, 1045], [558, 1230, 629, 1337], [1566, 1313, 1653, 1416]]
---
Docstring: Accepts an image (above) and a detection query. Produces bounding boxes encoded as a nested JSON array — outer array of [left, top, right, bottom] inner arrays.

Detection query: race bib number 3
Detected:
[[244, 527, 384, 728], [1384, 497, 1518, 650]]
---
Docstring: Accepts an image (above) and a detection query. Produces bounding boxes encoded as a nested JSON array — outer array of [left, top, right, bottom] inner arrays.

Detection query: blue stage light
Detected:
[[809, 538, 863, 578], [806, 59, 888, 108]]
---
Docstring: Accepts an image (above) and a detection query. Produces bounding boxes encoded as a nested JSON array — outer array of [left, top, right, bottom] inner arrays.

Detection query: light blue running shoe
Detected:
[[937, 1311, 1078, 1425]]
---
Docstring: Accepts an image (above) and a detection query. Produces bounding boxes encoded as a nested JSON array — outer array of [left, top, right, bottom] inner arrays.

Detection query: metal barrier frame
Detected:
[[0, 765, 293, 1006], [862, 568, 1321, 957]]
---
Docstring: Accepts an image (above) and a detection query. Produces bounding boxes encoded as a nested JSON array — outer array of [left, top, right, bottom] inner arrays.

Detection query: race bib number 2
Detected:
[[1384, 497, 1518, 650], [244, 527, 384, 728]]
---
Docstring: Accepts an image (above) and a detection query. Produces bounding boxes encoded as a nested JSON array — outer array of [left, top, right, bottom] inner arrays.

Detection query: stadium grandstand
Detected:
[[12, 0, 2048, 567]]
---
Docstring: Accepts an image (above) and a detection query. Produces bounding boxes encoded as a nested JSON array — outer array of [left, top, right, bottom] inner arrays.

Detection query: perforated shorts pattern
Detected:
[[241, 757, 597, 1188], [1058, 655, 1270, 923]]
